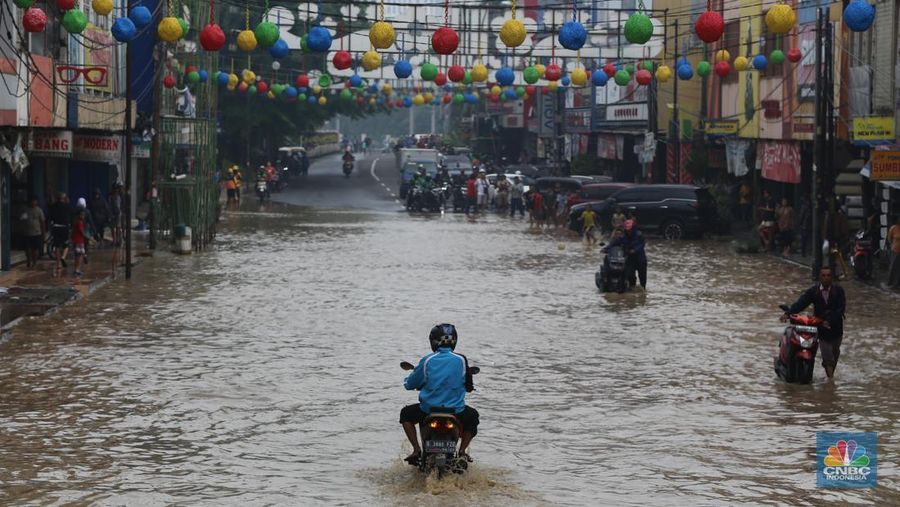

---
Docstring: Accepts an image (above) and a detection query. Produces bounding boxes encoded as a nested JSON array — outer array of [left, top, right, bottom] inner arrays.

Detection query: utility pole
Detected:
[[812, 8, 824, 276], [672, 19, 680, 184], [124, 0, 133, 279]]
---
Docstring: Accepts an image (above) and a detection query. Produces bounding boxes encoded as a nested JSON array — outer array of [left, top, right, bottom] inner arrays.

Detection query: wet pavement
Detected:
[[1, 155, 899, 505]]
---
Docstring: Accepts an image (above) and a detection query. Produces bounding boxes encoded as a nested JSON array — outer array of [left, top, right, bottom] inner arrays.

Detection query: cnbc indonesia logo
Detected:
[[817, 433, 877, 488]]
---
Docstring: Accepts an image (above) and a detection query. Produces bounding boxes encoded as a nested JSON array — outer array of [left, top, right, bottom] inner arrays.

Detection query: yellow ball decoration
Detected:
[[369, 21, 395, 50], [157, 17, 183, 43], [227, 73, 239, 87], [369, 97, 376, 105], [226, 84, 236, 92], [765, 4, 796, 35], [471, 64, 488, 82], [499, 19, 527, 48], [547, 80, 558, 91], [92, 0, 113, 16], [490, 85, 501, 96], [318, 96, 327, 105], [237, 30, 257, 52], [242, 70, 256, 85], [424, 92, 434, 102], [412, 94, 425, 106], [268, 91, 275, 99], [655, 65, 672, 83], [715, 49, 731, 63], [382, 84, 393, 95], [570, 67, 587, 86], [312, 85, 322, 95], [362, 50, 381, 71], [734, 55, 749, 71], [534, 63, 546, 78]]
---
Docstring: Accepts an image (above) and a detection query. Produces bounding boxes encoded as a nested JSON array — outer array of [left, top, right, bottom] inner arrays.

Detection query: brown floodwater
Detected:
[[1, 198, 898, 505]]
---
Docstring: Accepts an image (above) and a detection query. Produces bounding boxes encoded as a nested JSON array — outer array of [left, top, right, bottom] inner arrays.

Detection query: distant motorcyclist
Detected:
[[434, 167, 451, 186], [604, 219, 646, 289], [342, 148, 355, 163], [783, 266, 846, 379], [412, 165, 432, 190], [400, 324, 479, 464]]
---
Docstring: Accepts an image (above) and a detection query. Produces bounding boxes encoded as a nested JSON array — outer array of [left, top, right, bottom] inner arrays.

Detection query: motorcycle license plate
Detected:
[[424, 440, 456, 454]]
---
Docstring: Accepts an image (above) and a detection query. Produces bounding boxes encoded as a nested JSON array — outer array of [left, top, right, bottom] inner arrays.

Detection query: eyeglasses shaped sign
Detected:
[[57, 66, 108, 86]]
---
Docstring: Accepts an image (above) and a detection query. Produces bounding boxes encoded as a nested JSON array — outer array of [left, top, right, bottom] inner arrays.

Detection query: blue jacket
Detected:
[[404, 347, 472, 414], [607, 230, 646, 261]]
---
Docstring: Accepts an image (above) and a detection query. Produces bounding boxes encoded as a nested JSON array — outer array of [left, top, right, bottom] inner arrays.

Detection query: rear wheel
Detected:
[[662, 220, 685, 240]]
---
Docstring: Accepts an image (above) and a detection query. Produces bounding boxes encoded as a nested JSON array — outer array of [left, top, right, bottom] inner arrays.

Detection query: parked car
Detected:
[[569, 184, 718, 239], [569, 182, 635, 207]]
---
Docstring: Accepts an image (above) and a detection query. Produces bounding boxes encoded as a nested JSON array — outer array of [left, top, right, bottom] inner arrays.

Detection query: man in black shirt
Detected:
[[786, 266, 846, 379], [47, 193, 72, 274]]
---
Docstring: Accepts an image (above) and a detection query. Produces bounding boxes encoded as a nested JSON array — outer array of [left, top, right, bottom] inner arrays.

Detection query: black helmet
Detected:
[[429, 323, 458, 351]]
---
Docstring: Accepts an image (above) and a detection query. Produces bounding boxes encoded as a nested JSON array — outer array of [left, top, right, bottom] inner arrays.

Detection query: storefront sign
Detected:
[[871, 151, 900, 181], [596, 134, 617, 160], [27, 130, 73, 157], [538, 93, 556, 138], [564, 108, 592, 133], [852, 116, 896, 145], [759, 141, 801, 183], [793, 122, 814, 134], [705, 120, 739, 136], [73, 134, 122, 163], [605, 103, 648, 122]]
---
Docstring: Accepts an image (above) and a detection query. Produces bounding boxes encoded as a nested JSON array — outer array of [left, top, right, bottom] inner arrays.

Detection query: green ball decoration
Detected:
[[463, 71, 472, 85], [421, 62, 438, 81], [500, 92, 508, 101], [255, 21, 280, 48], [623, 13, 654, 45], [248, 85, 257, 95], [298, 93, 307, 101], [319, 75, 332, 87], [516, 86, 526, 97], [696, 61, 712, 77], [272, 84, 284, 96], [187, 71, 200, 84], [641, 60, 654, 72], [301, 34, 309, 53], [770, 49, 786, 65], [178, 18, 189, 37], [14, 0, 33, 8], [62, 9, 88, 34], [626, 64, 636, 75], [453, 93, 464, 104], [523, 66, 540, 84], [614, 69, 631, 86], [340, 89, 353, 100]]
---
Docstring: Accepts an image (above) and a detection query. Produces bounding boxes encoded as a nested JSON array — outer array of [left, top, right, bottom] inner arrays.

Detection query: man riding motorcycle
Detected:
[[783, 266, 846, 379], [400, 324, 479, 465], [603, 219, 647, 289], [412, 166, 433, 190]]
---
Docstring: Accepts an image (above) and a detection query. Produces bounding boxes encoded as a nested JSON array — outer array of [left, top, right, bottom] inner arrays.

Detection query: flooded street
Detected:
[[1, 157, 899, 505]]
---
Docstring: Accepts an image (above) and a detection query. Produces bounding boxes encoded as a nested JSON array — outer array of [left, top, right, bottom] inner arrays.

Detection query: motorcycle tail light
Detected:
[[429, 420, 439, 429], [445, 421, 454, 429]]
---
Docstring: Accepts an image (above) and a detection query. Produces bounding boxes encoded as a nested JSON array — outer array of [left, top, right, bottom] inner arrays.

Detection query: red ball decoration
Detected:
[[448, 64, 466, 83], [238, 82, 248, 93], [431, 27, 459, 55], [23, 7, 47, 33], [714, 61, 730, 78], [434, 72, 447, 86], [395, 99, 404, 107], [163, 75, 176, 88], [57, 0, 75, 10], [603, 63, 617, 77], [356, 96, 364, 105], [544, 64, 562, 81], [525, 85, 536, 96], [185, 65, 198, 75], [200, 24, 226, 51], [695, 11, 724, 43], [442, 95, 452, 104], [296, 74, 309, 88], [489, 94, 500, 102], [333, 51, 352, 70], [786, 47, 802, 63], [541, 87, 549, 95], [256, 81, 269, 94], [635, 69, 652, 86]]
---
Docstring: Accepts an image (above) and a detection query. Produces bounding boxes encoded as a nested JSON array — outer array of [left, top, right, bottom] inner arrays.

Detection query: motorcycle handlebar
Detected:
[[400, 361, 480, 375]]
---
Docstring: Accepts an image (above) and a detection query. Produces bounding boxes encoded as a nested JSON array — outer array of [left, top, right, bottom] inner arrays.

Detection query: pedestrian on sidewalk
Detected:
[[89, 189, 110, 245], [776, 197, 795, 256], [48, 193, 71, 277], [22, 196, 45, 268], [888, 216, 900, 288], [509, 176, 525, 217], [530, 189, 545, 228], [109, 185, 124, 246], [72, 208, 87, 277], [476, 170, 489, 212]]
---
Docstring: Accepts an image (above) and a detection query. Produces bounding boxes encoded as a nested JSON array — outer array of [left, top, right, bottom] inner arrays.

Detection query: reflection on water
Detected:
[[0, 202, 898, 505]]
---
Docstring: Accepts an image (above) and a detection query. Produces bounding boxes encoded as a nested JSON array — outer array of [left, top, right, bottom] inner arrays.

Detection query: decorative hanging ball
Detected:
[[112, 17, 137, 42], [472, 63, 489, 82], [318, 74, 332, 87], [340, 89, 353, 100], [420, 62, 438, 81], [787, 47, 802, 63], [403, 96, 413, 107], [369, 97, 376, 105], [770, 49, 786, 65], [412, 94, 425, 106], [23, 7, 47, 33], [199, 24, 226, 51], [394, 60, 412, 78], [62, 9, 87, 33], [186, 71, 200, 84], [443, 94, 453, 104], [613, 69, 631, 86], [505, 88, 518, 99], [57, 0, 75, 10], [158, 16, 182, 42], [490, 85, 501, 96], [592, 70, 608, 86], [424, 91, 434, 102], [677, 64, 693, 80], [296, 74, 309, 87], [185, 65, 198, 75], [271, 83, 284, 95], [560, 76, 571, 86], [129, 6, 151, 28], [844, 0, 875, 32], [765, 4, 796, 35], [382, 83, 393, 95], [300, 35, 309, 53], [432, 27, 459, 55], [217, 71, 229, 86], [641, 60, 654, 72], [500, 18, 527, 48], [559, 20, 587, 50], [247, 85, 257, 95], [238, 82, 249, 93], [270, 39, 289, 59], [92, 0, 113, 16], [198, 70, 208, 82], [319, 96, 328, 105], [571, 67, 587, 86], [241, 69, 256, 84], [307, 26, 333, 52], [625, 63, 636, 75], [635, 69, 653, 86], [453, 93, 465, 104], [624, 12, 654, 45], [525, 85, 536, 95], [695, 11, 724, 43], [752, 54, 768, 70], [349, 74, 362, 87], [227, 73, 239, 87], [655, 64, 671, 83], [545, 63, 562, 81], [448, 65, 466, 82], [463, 71, 472, 85], [369, 21, 395, 50], [496, 67, 515, 86], [333, 51, 352, 70], [15, 0, 33, 7], [733, 56, 750, 71], [715, 49, 731, 63], [523, 66, 540, 84], [603, 62, 617, 77], [696, 61, 711, 77], [534, 63, 546, 77], [163, 75, 176, 88], [434, 72, 448, 86], [237, 30, 257, 52], [714, 61, 730, 78], [178, 18, 189, 37], [255, 81, 267, 94], [254, 21, 280, 48]]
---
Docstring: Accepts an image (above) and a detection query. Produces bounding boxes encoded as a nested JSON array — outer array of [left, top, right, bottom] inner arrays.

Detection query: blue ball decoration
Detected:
[[284, 86, 298, 98], [349, 74, 362, 87], [464, 93, 476, 104], [306, 26, 332, 52], [443, 84, 453, 92], [216, 71, 229, 86], [559, 20, 587, 50], [844, 0, 875, 32], [561, 76, 571, 86], [592, 70, 608, 86], [504, 88, 518, 99], [393, 60, 412, 78], [496, 67, 515, 86], [376, 97, 384, 105], [677, 64, 693, 80], [402, 96, 411, 107], [198, 70, 208, 83], [129, 6, 152, 28], [752, 54, 768, 71], [677, 57, 689, 68], [111, 17, 137, 43], [269, 39, 289, 59], [307, 95, 318, 104]]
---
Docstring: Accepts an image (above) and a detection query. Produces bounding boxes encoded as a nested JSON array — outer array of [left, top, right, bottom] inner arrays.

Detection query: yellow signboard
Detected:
[[706, 120, 739, 135], [852, 116, 895, 144], [871, 151, 900, 181]]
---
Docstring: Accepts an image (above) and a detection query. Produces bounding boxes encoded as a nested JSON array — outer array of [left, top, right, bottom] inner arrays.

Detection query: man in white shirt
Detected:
[[476, 170, 489, 212]]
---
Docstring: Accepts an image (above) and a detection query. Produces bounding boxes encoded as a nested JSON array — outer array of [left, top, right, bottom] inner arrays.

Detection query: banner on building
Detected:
[[871, 151, 900, 181], [759, 141, 801, 183], [538, 93, 555, 138], [705, 120, 739, 136], [852, 116, 896, 146], [26, 130, 73, 158], [596, 134, 616, 159], [73, 134, 122, 163]]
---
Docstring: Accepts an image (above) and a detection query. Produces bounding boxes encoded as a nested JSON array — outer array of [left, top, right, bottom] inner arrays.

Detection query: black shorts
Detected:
[[227, 188, 236, 199], [25, 235, 43, 251], [400, 403, 479, 436], [51, 226, 69, 249]]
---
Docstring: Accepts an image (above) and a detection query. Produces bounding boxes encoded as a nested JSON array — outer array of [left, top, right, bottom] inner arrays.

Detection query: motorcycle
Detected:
[[451, 185, 468, 213], [400, 361, 480, 478], [774, 304, 822, 384], [596, 245, 628, 293], [342, 160, 354, 177], [425, 186, 446, 212], [255, 180, 269, 204], [849, 229, 873, 280]]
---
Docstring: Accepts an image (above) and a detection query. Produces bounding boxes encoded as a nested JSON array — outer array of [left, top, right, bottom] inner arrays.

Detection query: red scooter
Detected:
[[775, 304, 823, 384], [850, 229, 874, 280]]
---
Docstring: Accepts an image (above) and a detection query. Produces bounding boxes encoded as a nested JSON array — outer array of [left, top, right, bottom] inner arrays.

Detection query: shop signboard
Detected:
[[705, 120, 739, 136], [871, 151, 900, 181], [27, 130, 73, 157], [852, 116, 895, 146], [73, 134, 122, 163]]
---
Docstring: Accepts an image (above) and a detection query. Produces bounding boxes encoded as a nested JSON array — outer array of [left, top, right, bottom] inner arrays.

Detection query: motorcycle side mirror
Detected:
[[468, 367, 480, 375], [778, 304, 790, 313], [400, 361, 415, 371]]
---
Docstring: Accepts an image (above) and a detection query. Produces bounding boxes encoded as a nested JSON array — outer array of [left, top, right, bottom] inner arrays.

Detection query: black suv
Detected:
[[571, 184, 718, 239]]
